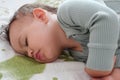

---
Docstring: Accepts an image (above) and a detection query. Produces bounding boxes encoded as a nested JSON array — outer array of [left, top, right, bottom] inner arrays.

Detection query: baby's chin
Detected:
[[35, 57, 58, 63]]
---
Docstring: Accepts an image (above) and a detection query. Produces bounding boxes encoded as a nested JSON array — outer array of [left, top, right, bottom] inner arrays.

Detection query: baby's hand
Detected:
[[66, 38, 83, 52], [71, 42, 83, 52], [91, 68, 120, 80], [91, 76, 113, 80], [91, 56, 118, 80]]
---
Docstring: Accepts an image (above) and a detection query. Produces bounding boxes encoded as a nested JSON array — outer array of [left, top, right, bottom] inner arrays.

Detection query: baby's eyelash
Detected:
[[25, 38, 28, 46]]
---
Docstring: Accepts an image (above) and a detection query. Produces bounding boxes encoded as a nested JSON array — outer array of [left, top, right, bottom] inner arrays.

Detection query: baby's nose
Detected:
[[27, 48, 34, 58]]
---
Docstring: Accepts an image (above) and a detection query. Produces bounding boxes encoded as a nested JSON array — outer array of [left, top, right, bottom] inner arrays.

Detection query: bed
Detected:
[[0, 0, 119, 80]]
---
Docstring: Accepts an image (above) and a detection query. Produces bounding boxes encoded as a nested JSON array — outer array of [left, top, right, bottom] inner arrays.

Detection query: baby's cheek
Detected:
[[45, 52, 56, 59]]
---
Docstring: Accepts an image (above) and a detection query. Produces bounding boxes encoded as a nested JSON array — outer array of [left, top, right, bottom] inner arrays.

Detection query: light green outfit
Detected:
[[57, 0, 120, 71]]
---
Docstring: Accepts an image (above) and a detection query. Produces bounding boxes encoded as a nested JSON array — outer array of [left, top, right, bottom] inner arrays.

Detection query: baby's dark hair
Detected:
[[6, 3, 57, 43]]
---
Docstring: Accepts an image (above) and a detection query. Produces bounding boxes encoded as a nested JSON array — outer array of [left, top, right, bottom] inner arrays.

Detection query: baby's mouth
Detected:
[[34, 52, 58, 63], [34, 52, 45, 61]]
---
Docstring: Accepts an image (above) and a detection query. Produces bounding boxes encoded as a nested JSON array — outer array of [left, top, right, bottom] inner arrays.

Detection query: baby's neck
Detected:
[[50, 14, 82, 51]]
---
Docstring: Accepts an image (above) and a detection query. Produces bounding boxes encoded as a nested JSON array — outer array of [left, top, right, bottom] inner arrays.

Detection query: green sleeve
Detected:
[[57, 0, 119, 71]]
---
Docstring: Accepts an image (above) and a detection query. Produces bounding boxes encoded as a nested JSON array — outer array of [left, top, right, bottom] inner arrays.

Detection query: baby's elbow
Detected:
[[85, 67, 112, 78]]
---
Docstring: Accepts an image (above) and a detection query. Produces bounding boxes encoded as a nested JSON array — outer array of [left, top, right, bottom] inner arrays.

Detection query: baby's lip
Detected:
[[34, 52, 45, 61]]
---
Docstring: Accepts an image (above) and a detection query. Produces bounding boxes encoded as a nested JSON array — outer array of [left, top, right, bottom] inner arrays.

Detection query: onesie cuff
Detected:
[[86, 48, 115, 71]]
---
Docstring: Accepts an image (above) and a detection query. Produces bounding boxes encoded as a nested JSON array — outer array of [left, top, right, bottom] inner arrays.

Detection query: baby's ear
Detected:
[[33, 8, 48, 23]]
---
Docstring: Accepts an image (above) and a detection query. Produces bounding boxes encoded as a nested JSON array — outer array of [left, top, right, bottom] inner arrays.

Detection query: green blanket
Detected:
[[0, 56, 45, 80]]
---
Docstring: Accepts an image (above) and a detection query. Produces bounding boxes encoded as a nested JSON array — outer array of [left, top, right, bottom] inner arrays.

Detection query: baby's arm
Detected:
[[85, 56, 116, 78]]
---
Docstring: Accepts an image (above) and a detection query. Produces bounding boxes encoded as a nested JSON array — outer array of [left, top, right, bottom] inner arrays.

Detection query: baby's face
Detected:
[[9, 15, 61, 63]]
